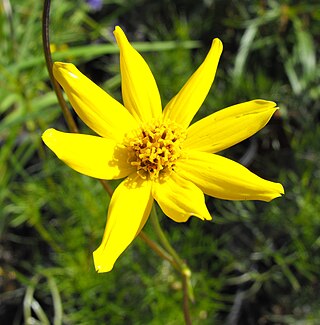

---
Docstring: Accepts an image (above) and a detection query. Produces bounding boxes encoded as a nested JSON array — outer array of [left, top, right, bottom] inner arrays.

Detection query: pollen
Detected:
[[126, 120, 186, 180]]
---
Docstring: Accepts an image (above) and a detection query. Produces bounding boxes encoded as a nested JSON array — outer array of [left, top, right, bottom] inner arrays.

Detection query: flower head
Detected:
[[42, 26, 284, 273]]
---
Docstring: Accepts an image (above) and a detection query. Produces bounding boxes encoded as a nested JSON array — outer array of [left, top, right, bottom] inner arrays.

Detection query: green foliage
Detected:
[[1, 0, 320, 324]]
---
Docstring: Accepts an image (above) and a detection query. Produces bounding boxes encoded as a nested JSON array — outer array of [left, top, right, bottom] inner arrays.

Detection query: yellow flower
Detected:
[[42, 26, 284, 273]]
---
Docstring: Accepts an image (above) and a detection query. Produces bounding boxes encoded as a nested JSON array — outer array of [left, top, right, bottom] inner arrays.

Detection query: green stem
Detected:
[[139, 231, 179, 270], [150, 205, 184, 268], [182, 274, 193, 325], [42, 0, 78, 133], [150, 205, 194, 324], [99, 178, 114, 198]]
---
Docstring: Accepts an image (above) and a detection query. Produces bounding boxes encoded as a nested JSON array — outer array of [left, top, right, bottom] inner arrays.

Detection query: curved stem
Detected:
[[42, 0, 78, 133], [150, 205, 194, 324], [139, 231, 179, 270], [99, 178, 114, 198], [150, 205, 184, 268]]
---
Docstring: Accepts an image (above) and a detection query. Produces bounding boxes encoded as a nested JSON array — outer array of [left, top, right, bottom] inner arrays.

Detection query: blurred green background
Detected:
[[1, 0, 319, 324]]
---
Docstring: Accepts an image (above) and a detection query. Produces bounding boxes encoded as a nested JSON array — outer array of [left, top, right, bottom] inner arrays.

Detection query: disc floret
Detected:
[[126, 120, 186, 180]]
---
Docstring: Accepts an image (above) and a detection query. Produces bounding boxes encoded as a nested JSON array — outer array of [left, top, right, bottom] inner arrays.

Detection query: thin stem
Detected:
[[150, 205, 185, 267], [42, 0, 78, 133], [139, 231, 179, 270], [99, 179, 114, 198], [182, 275, 193, 325], [150, 205, 194, 323]]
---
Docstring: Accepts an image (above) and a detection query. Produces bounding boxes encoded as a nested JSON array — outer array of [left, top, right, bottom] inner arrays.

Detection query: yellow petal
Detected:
[[42, 128, 134, 179], [163, 38, 223, 128], [93, 174, 153, 273], [152, 172, 212, 222], [114, 26, 162, 122], [184, 100, 278, 153], [176, 150, 284, 202], [53, 62, 138, 142]]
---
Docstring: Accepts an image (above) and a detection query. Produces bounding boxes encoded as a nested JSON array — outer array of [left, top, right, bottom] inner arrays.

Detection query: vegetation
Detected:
[[1, 0, 319, 324]]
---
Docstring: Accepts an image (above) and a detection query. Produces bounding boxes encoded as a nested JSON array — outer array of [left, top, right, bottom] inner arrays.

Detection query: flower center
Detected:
[[126, 120, 186, 180]]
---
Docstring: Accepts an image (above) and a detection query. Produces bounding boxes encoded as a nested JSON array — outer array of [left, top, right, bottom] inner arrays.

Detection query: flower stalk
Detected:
[[150, 205, 194, 324], [42, 0, 78, 134]]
